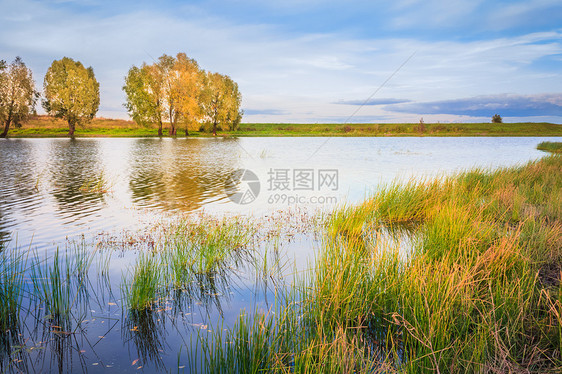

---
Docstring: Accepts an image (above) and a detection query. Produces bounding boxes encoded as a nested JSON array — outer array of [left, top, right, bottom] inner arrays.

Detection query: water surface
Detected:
[[0, 137, 556, 249], [0, 136, 558, 372]]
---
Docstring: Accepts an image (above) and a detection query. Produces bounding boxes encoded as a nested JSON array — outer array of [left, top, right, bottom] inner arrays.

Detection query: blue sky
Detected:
[[1, 0, 561, 123]]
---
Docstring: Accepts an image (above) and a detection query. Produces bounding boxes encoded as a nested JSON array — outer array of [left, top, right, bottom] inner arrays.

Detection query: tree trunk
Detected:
[[185, 126, 189, 136], [213, 120, 217, 136], [0, 121, 9, 138], [1, 104, 14, 138], [169, 108, 176, 136], [68, 119, 75, 137], [158, 120, 163, 137]]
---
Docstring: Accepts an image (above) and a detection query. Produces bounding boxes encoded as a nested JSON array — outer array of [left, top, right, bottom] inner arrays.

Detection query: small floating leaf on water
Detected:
[[108, 302, 116, 306], [137, 366, 143, 370], [80, 350, 86, 353], [132, 359, 139, 366], [98, 336, 105, 339], [92, 363, 99, 366]]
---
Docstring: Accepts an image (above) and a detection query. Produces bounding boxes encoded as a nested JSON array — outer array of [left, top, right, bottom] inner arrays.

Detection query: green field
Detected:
[[234, 122, 562, 136], [6, 115, 562, 137]]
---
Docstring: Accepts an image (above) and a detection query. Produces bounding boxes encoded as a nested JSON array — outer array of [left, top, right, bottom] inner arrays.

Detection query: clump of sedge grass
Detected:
[[123, 252, 161, 311], [124, 215, 257, 312], [537, 141, 562, 153], [30, 247, 92, 329], [0, 248, 27, 340]]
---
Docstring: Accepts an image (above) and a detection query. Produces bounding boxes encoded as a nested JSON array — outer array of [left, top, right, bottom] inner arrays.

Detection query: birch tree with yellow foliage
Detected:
[[43, 57, 100, 137], [200, 72, 243, 136], [123, 53, 242, 136], [123, 63, 166, 136], [169, 53, 204, 136], [0, 57, 38, 138]]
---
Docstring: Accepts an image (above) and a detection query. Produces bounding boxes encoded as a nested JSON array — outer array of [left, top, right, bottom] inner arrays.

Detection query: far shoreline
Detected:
[[3, 115, 561, 138]]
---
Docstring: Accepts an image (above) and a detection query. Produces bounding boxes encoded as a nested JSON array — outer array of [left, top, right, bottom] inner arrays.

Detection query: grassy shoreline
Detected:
[[199, 154, 562, 372], [5, 115, 562, 137]]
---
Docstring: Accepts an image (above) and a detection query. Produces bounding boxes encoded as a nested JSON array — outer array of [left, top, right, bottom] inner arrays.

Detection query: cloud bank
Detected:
[[386, 93, 562, 118], [1, 0, 561, 123]]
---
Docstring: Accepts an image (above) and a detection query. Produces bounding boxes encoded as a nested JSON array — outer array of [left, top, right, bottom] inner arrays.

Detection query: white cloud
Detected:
[[1, 0, 561, 123]]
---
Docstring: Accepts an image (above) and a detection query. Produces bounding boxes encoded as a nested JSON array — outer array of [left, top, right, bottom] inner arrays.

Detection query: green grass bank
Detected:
[[198, 154, 562, 373], [537, 141, 562, 153], [5, 115, 562, 137]]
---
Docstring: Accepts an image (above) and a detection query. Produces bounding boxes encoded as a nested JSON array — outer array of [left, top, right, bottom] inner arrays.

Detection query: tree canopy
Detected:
[[201, 72, 243, 135], [0, 57, 37, 138], [123, 53, 242, 136], [123, 64, 164, 135], [492, 114, 503, 123], [43, 57, 100, 137]]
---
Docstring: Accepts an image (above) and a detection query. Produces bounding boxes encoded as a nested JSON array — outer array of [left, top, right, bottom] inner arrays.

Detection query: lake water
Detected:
[[0, 136, 558, 372], [0, 137, 557, 250]]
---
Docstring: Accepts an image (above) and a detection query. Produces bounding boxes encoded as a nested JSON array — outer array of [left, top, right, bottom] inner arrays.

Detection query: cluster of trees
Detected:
[[123, 53, 242, 136], [0, 56, 100, 138], [0, 53, 242, 138]]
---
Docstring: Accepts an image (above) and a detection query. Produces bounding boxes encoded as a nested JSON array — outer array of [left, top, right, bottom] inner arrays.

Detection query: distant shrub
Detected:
[[417, 118, 426, 133], [492, 114, 503, 123], [343, 125, 352, 133]]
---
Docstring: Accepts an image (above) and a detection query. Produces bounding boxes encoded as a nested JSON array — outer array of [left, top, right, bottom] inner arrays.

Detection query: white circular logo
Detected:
[[224, 169, 260, 205]]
